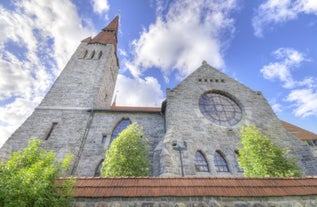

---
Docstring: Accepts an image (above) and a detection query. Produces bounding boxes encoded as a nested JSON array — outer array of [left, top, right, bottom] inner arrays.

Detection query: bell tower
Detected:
[[0, 17, 120, 168], [40, 16, 119, 109]]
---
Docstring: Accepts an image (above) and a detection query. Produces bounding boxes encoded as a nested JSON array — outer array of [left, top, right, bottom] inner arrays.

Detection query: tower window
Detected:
[[194, 151, 209, 172], [90, 50, 95, 59], [98, 51, 102, 59], [214, 151, 229, 172], [110, 118, 132, 143], [81, 50, 88, 59], [45, 122, 58, 140], [94, 159, 104, 176]]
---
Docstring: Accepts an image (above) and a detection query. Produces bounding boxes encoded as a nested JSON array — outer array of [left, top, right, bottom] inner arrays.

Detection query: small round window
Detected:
[[199, 92, 242, 126]]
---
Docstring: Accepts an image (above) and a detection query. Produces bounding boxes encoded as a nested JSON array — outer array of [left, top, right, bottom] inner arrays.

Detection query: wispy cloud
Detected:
[[0, 0, 93, 146], [260, 48, 306, 89], [260, 47, 317, 118], [124, 0, 238, 80], [253, 0, 317, 37], [287, 88, 317, 117]]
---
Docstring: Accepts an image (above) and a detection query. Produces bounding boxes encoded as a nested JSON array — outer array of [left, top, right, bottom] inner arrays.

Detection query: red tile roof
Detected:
[[281, 120, 317, 141], [57, 177, 317, 198], [89, 16, 119, 46]]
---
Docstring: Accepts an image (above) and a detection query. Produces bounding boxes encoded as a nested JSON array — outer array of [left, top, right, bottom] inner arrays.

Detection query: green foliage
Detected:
[[238, 124, 301, 177], [101, 122, 150, 176], [0, 138, 74, 207]]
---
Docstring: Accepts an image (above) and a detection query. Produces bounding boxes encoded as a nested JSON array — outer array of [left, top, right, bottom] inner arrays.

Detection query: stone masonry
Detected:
[[0, 16, 316, 177]]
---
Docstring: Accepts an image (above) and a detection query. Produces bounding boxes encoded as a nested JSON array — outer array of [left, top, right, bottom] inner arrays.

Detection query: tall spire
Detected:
[[83, 16, 119, 48]]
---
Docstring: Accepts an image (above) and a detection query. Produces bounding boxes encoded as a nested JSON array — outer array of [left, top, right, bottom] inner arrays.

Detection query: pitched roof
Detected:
[[58, 177, 317, 198], [89, 16, 119, 46], [281, 120, 317, 141]]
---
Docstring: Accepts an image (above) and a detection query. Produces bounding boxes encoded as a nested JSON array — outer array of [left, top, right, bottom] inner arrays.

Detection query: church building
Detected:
[[1, 16, 317, 178]]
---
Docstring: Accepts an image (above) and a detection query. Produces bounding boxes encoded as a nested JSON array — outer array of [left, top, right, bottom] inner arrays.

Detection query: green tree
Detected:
[[0, 138, 74, 207], [238, 124, 301, 177], [101, 122, 150, 176]]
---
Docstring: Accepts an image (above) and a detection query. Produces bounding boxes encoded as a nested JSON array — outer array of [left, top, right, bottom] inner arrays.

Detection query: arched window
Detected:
[[194, 151, 209, 172], [90, 50, 95, 59], [234, 150, 244, 173], [94, 159, 104, 176], [98, 51, 102, 59], [82, 50, 88, 59], [110, 118, 132, 143], [214, 151, 229, 172]]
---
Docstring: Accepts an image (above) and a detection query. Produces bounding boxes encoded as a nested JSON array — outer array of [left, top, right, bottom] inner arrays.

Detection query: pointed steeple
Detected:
[[85, 16, 119, 47]]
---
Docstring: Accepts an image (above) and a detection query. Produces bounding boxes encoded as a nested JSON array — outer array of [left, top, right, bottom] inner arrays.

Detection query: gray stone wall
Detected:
[[73, 196, 317, 207], [75, 110, 165, 176], [159, 63, 317, 176], [0, 108, 90, 163], [39, 43, 118, 109]]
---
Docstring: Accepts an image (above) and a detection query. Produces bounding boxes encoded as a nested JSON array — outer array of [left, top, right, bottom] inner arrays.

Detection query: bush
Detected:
[[0, 138, 74, 207], [238, 124, 301, 177], [101, 123, 150, 176]]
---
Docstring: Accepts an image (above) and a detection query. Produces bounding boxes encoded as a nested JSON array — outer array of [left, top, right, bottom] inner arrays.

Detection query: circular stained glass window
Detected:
[[199, 92, 242, 127]]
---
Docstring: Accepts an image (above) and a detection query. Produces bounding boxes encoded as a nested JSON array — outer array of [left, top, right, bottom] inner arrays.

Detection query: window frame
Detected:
[[194, 151, 209, 172], [214, 150, 230, 172]]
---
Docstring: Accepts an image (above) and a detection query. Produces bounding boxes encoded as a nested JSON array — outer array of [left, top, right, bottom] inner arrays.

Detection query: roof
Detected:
[[281, 120, 317, 141], [109, 105, 161, 112], [88, 16, 119, 46], [58, 176, 317, 198]]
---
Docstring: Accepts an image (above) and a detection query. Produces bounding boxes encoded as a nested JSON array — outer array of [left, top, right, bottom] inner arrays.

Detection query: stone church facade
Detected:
[[1, 16, 317, 177]]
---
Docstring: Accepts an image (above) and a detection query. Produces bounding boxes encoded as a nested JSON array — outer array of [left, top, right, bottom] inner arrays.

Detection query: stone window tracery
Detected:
[[199, 91, 242, 127], [214, 151, 229, 172], [194, 151, 209, 172]]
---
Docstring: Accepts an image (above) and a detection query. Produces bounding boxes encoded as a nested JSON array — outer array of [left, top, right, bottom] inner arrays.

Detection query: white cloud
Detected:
[[0, 0, 93, 147], [91, 0, 110, 16], [125, 0, 237, 80], [260, 48, 306, 89], [115, 74, 165, 107], [260, 47, 317, 119], [253, 0, 317, 37], [0, 98, 36, 147], [286, 88, 317, 117], [272, 103, 283, 113]]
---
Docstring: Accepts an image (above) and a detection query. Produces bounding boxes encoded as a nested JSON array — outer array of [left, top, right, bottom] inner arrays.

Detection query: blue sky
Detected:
[[0, 0, 316, 146]]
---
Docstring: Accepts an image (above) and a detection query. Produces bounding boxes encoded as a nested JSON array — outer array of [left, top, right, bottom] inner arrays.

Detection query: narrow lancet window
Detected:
[[194, 151, 209, 172], [214, 151, 229, 172], [110, 118, 131, 143], [81, 50, 88, 59], [90, 50, 95, 59], [98, 51, 102, 59], [45, 122, 58, 140]]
